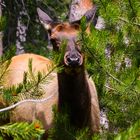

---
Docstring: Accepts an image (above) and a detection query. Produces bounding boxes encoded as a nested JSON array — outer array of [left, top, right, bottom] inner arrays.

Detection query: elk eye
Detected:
[[50, 38, 61, 49], [73, 24, 80, 30], [50, 38, 56, 43], [56, 25, 63, 32]]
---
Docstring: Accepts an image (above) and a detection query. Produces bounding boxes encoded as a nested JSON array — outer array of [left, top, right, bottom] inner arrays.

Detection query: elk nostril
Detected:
[[64, 51, 83, 66], [66, 56, 81, 66], [67, 57, 72, 63], [67, 57, 79, 62]]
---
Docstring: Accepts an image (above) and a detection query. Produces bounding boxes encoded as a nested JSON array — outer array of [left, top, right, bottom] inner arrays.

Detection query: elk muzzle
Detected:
[[64, 50, 83, 67]]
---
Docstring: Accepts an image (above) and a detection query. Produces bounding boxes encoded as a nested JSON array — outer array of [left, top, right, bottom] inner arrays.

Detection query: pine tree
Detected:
[[88, 0, 140, 138]]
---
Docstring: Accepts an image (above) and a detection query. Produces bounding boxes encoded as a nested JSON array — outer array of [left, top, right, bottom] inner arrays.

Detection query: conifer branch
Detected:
[[81, 31, 126, 86], [0, 121, 45, 139], [99, 0, 106, 11], [106, 72, 126, 86], [128, 0, 136, 16], [105, 85, 116, 91], [0, 60, 11, 82], [21, 64, 57, 96], [114, 120, 140, 140], [118, 17, 140, 27]]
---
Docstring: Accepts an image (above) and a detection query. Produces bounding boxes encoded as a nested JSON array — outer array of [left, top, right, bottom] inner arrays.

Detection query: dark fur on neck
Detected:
[[58, 65, 91, 129]]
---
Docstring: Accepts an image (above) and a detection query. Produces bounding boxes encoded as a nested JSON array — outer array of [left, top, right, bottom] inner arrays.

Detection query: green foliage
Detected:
[[81, 0, 140, 137], [0, 121, 45, 140], [0, 46, 16, 61], [0, 16, 7, 31], [114, 120, 140, 140], [48, 107, 94, 140], [0, 59, 11, 86]]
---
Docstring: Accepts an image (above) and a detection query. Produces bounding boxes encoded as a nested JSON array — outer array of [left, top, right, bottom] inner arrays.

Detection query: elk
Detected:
[[1, 0, 100, 136]]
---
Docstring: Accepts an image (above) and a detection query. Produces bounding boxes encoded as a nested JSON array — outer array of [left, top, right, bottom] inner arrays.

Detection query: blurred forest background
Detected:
[[0, 0, 140, 139]]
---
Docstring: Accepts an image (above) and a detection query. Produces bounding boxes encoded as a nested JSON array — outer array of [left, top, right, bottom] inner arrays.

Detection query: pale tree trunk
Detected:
[[69, 0, 93, 22], [0, 0, 3, 56], [16, 10, 27, 55], [69, 0, 105, 29], [16, 0, 30, 55]]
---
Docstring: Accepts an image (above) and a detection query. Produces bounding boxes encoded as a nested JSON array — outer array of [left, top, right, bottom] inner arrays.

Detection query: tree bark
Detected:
[[0, 0, 3, 56], [69, 0, 93, 22], [16, 0, 30, 55]]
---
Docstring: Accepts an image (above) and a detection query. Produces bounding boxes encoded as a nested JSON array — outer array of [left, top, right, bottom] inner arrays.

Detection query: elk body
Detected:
[[1, 0, 100, 137], [2, 54, 58, 130]]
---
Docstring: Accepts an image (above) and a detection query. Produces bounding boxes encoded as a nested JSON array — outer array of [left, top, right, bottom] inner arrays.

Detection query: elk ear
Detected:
[[37, 8, 53, 30], [84, 5, 98, 26]]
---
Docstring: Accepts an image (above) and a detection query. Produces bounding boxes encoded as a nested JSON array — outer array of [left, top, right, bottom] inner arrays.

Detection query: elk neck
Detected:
[[57, 65, 91, 128]]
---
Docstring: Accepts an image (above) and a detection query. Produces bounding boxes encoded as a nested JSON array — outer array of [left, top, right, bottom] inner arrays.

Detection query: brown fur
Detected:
[[3, 54, 53, 87], [58, 66, 100, 132], [78, 0, 93, 10], [2, 54, 58, 131]]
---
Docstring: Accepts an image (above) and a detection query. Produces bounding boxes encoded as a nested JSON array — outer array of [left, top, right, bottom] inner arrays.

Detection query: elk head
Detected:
[[37, 3, 97, 69]]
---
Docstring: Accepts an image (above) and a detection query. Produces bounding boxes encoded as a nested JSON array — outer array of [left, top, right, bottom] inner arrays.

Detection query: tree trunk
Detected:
[[16, 1, 29, 55], [0, 0, 3, 56]]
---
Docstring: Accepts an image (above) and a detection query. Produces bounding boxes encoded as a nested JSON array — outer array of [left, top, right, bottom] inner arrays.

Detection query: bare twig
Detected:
[[0, 92, 56, 112], [105, 85, 116, 91], [106, 72, 126, 86]]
